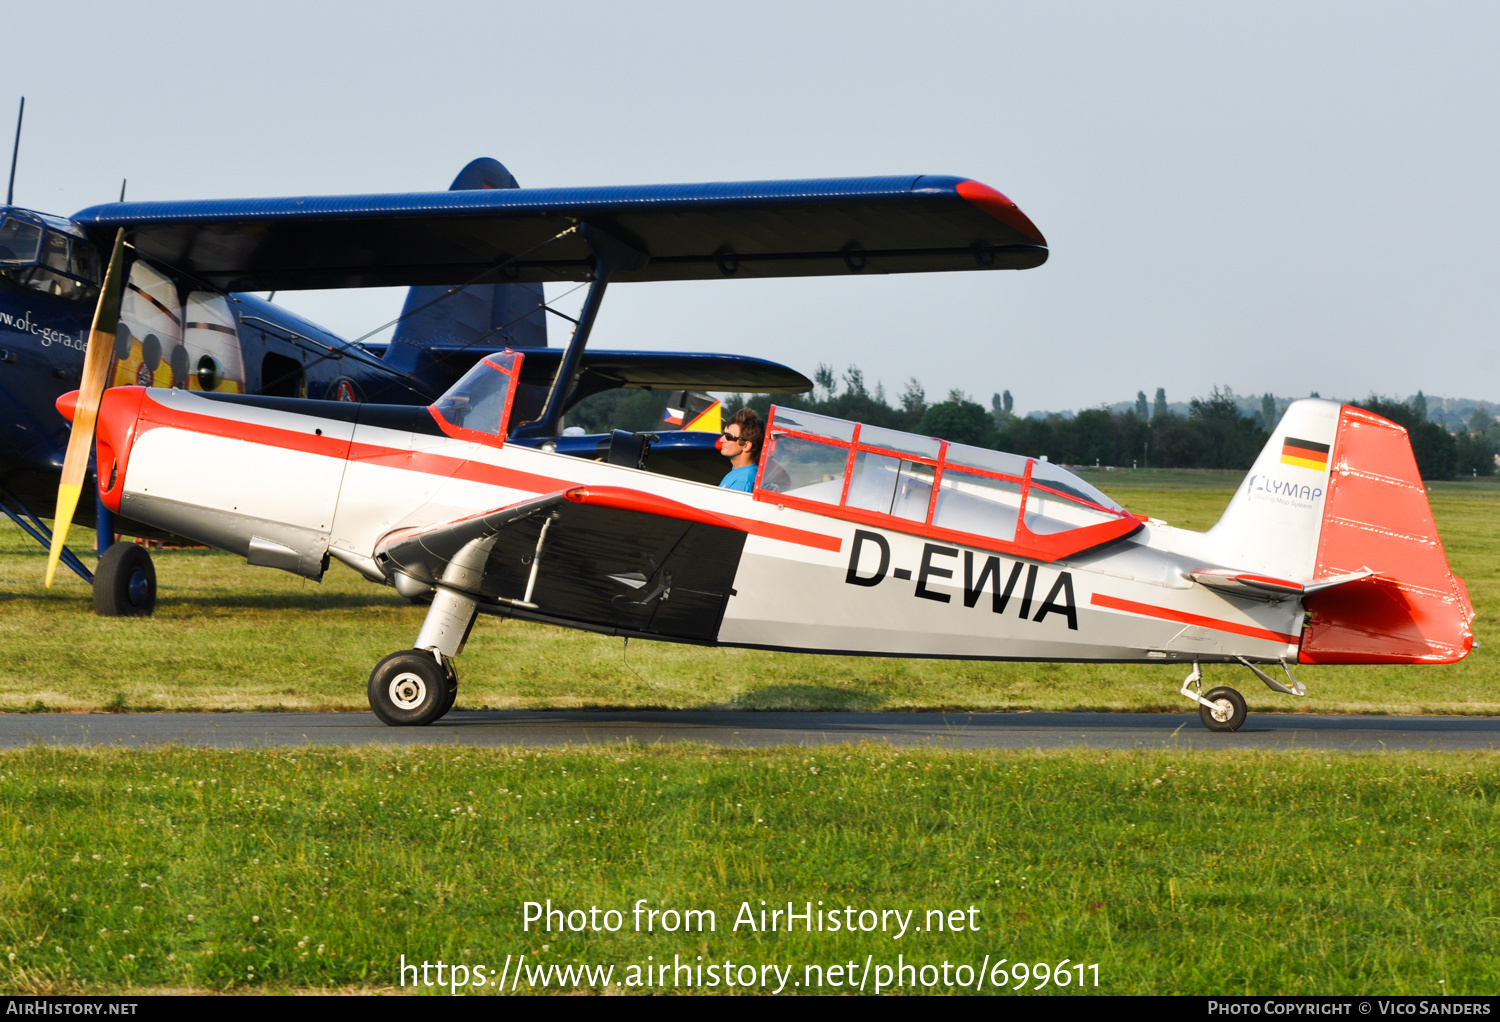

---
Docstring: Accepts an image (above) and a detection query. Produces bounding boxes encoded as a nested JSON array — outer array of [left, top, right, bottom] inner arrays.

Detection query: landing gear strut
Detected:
[[1181, 658, 1308, 732], [368, 536, 490, 726]]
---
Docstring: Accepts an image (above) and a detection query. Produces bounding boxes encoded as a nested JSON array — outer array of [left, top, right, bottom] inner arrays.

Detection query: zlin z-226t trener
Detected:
[[47, 173, 1474, 731]]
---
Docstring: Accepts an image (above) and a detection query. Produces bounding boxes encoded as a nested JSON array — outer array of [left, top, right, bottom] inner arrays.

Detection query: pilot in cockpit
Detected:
[[717, 408, 763, 492]]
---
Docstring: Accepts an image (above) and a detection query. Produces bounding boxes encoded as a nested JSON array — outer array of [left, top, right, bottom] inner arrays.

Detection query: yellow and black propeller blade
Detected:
[[45, 228, 126, 587]]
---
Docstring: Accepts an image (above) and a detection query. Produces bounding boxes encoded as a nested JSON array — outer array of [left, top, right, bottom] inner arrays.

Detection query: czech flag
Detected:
[[662, 390, 722, 432]]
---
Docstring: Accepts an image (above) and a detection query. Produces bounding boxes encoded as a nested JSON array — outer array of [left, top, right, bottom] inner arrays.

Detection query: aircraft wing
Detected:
[[522, 349, 811, 397], [374, 486, 747, 642], [401, 347, 810, 397], [71, 176, 1046, 291]]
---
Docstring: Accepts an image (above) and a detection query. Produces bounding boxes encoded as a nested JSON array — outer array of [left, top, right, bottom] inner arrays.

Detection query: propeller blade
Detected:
[[45, 228, 126, 587]]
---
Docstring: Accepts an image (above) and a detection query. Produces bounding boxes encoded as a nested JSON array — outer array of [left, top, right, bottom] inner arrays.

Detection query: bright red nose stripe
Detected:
[[1090, 592, 1299, 645]]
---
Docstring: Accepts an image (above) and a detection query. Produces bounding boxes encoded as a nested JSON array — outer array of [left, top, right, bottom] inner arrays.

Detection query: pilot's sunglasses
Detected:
[[721, 431, 745, 443]]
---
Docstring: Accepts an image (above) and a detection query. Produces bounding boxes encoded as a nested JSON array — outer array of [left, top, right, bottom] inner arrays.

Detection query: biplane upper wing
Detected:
[[71, 176, 1046, 291], [374, 486, 748, 643]]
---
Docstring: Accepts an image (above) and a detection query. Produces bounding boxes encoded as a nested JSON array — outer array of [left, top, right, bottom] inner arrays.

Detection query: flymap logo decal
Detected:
[[1244, 473, 1324, 510]]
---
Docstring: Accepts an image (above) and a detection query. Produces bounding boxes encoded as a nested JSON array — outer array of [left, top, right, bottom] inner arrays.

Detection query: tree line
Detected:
[[570, 365, 1498, 479]]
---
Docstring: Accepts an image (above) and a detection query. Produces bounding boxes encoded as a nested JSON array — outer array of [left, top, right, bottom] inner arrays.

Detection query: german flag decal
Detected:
[[1280, 437, 1330, 471]]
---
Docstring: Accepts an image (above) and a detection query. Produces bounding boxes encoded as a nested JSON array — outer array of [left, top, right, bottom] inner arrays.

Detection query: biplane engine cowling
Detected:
[[93, 386, 350, 580]]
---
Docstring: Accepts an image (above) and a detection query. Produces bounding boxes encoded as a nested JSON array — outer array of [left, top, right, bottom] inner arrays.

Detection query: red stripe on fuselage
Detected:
[[1090, 592, 1299, 645], [139, 398, 353, 458], [715, 512, 842, 552], [134, 394, 841, 552]]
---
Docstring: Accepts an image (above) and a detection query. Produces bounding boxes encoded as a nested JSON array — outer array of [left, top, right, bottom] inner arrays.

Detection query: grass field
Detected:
[[0, 475, 1494, 716], [0, 744, 1494, 995]]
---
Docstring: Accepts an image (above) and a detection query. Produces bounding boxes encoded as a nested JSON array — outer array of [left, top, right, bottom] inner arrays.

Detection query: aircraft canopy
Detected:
[[759, 407, 1140, 562]]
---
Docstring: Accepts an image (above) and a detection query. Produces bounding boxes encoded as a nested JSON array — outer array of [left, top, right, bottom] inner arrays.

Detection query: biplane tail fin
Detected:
[[385, 158, 549, 394], [1205, 399, 1474, 664]]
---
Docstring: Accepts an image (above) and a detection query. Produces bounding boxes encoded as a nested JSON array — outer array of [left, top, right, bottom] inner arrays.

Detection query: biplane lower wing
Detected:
[[374, 486, 748, 643]]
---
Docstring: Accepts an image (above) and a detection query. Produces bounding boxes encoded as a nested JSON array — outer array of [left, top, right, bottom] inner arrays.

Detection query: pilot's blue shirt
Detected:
[[719, 465, 757, 492]]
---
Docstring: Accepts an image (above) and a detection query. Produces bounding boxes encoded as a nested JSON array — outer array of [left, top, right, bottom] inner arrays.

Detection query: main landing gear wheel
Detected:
[[368, 650, 451, 727], [93, 541, 157, 617], [1198, 686, 1247, 732]]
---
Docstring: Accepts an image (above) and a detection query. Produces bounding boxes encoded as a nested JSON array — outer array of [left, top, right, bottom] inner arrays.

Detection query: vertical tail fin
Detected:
[[1206, 399, 1473, 664], [662, 390, 722, 432], [1205, 397, 1342, 583], [384, 158, 548, 393]]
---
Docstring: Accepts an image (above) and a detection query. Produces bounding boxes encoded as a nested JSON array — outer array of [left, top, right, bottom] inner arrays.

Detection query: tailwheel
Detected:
[[93, 541, 156, 617], [1198, 686, 1247, 732], [368, 649, 450, 727]]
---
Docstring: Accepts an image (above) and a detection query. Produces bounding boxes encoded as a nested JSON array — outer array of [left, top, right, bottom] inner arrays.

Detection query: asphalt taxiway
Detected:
[[0, 710, 1494, 751]]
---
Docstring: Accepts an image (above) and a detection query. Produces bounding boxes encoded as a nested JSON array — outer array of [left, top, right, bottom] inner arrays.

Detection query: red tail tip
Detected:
[[56, 390, 80, 423]]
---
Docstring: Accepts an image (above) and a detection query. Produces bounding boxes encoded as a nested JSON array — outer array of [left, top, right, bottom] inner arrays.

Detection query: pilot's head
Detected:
[[718, 407, 763, 462]]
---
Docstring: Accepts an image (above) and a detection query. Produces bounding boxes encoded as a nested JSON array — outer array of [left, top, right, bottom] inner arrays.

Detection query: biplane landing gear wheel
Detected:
[[368, 650, 449, 727], [93, 542, 156, 617], [1198, 686, 1247, 733]]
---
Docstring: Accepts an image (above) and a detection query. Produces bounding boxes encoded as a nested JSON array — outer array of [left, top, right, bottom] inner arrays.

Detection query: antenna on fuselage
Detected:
[[119, 178, 126, 202], [6, 97, 23, 207]]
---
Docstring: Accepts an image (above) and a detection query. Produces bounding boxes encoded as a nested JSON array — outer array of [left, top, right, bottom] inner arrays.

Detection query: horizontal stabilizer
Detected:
[[1302, 569, 1377, 594], [1190, 567, 1377, 602], [73, 176, 1047, 291], [1189, 570, 1305, 601]]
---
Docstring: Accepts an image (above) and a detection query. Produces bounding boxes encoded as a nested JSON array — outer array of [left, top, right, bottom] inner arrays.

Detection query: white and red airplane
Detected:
[[47, 176, 1473, 730], [65, 352, 1472, 731]]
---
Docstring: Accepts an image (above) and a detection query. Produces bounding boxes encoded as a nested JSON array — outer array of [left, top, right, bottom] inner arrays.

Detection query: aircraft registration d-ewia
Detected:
[[49, 170, 1472, 732]]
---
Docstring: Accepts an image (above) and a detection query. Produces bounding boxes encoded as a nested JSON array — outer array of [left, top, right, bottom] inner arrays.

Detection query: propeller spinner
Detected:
[[45, 228, 125, 587]]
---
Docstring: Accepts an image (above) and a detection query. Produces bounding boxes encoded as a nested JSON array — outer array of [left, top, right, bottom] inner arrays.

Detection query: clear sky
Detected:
[[6, 1, 1496, 414]]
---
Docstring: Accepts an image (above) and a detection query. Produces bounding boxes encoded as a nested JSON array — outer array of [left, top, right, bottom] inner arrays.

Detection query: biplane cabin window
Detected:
[[0, 218, 99, 302], [0, 218, 42, 264], [430, 350, 523, 443], [759, 406, 1136, 559]]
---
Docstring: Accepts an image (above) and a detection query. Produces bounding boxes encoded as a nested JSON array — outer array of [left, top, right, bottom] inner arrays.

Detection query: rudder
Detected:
[[1298, 405, 1474, 664], [1206, 399, 1473, 664], [385, 158, 548, 395]]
